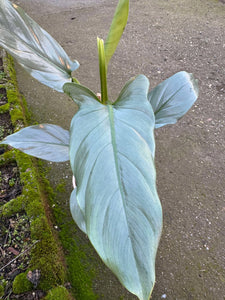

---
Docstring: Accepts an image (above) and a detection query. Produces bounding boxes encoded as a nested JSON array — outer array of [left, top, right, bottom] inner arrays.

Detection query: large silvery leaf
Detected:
[[0, 0, 79, 92], [148, 71, 198, 128], [64, 75, 162, 300], [0, 124, 69, 162], [104, 0, 129, 66]]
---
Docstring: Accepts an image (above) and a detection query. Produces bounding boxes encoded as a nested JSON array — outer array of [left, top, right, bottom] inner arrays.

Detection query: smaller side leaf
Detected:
[[148, 71, 198, 128], [63, 82, 101, 106], [0, 124, 69, 162], [0, 0, 79, 92], [104, 0, 129, 66]]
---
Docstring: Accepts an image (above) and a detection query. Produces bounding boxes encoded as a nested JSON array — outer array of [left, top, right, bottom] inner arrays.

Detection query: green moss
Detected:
[[44, 286, 72, 300], [16, 155, 66, 290], [13, 273, 33, 294], [0, 53, 67, 294], [1, 196, 25, 216], [6, 89, 18, 105], [0, 284, 4, 297], [55, 180, 66, 193], [10, 107, 25, 124], [0, 150, 15, 166], [0, 151, 66, 292], [52, 204, 98, 300], [4, 54, 17, 83], [5, 156, 66, 292], [0, 103, 9, 113], [4, 55, 30, 128], [26, 200, 44, 218], [0, 70, 6, 80], [1, 51, 99, 299]]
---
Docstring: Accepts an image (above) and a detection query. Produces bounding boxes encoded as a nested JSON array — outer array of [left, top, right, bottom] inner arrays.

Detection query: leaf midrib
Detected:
[[154, 83, 186, 115], [107, 104, 142, 286]]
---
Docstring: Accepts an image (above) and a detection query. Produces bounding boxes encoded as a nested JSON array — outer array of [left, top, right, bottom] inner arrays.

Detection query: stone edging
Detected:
[[0, 49, 73, 299]]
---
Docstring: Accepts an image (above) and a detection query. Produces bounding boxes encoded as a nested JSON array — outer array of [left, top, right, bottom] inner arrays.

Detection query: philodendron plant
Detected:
[[0, 0, 198, 299]]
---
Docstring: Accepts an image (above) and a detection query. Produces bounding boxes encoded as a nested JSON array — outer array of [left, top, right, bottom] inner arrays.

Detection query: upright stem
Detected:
[[97, 37, 108, 105]]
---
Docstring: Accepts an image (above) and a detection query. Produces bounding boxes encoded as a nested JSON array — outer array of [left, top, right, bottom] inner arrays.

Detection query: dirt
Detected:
[[0, 162, 22, 204], [8, 0, 225, 299], [0, 159, 38, 300], [0, 213, 31, 298], [0, 89, 7, 106], [0, 113, 13, 144]]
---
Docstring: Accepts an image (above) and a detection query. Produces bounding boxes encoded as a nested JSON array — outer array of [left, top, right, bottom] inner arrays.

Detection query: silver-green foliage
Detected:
[[0, 0, 198, 299], [65, 75, 162, 299], [0, 0, 79, 92]]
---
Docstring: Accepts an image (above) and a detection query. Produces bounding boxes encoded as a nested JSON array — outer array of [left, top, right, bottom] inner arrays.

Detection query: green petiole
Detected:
[[97, 37, 108, 105]]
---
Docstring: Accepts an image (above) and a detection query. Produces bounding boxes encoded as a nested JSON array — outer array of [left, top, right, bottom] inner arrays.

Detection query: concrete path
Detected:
[[14, 0, 225, 299]]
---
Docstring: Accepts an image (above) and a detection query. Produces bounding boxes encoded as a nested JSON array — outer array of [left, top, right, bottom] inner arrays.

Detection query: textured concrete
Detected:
[[14, 0, 225, 299]]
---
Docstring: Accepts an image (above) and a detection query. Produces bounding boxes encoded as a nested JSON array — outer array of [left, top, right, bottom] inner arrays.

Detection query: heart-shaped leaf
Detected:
[[0, 124, 69, 162], [64, 75, 162, 300], [148, 71, 198, 128], [0, 0, 79, 92]]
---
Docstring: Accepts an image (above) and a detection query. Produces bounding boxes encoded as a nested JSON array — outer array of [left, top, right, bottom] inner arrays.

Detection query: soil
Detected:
[[5, 0, 225, 299], [0, 113, 13, 153], [0, 213, 31, 298], [0, 88, 7, 106], [0, 162, 22, 204]]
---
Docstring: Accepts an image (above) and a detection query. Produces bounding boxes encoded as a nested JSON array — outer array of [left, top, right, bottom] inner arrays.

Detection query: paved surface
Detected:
[[14, 0, 225, 299]]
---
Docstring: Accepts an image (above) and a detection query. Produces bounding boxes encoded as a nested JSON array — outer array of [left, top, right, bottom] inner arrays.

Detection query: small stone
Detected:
[[27, 269, 41, 287], [7, 246, 19, 256]]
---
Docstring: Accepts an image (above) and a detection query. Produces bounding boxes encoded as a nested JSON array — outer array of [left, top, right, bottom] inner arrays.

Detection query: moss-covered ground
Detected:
[[0, 50, 97, 299]]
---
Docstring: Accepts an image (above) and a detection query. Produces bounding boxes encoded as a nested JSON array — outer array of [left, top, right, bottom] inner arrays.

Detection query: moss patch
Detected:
[[0, 102, 10, 114], [44, 286, 72, 300], [4, 54, 30, 129], [0, 51, 69, 297], [51, 201, 98, 300], [12, 273, 33, 294], [0, 284, 5, 298], [0, 50, 100, 299]]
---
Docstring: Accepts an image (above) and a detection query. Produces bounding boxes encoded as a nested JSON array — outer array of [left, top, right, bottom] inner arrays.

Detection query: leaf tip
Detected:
[[187, 72, 199, 98]]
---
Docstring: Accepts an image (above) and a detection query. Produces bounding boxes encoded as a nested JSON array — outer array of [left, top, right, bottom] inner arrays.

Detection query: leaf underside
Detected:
[[0, 0, 79, 92], [148, 71, 199, 128], [0, 124, 70, 162], [64, 75, 162, 300]]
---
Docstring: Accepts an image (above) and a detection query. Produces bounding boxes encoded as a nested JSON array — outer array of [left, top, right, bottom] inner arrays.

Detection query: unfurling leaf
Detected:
[[64, 75, 162, 300], [105, 0, 129, 66], [97, 37, 108, 104], [0, 0, 79, 92], [148, 71, 198, 128], [0, 124, 69, 162]]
